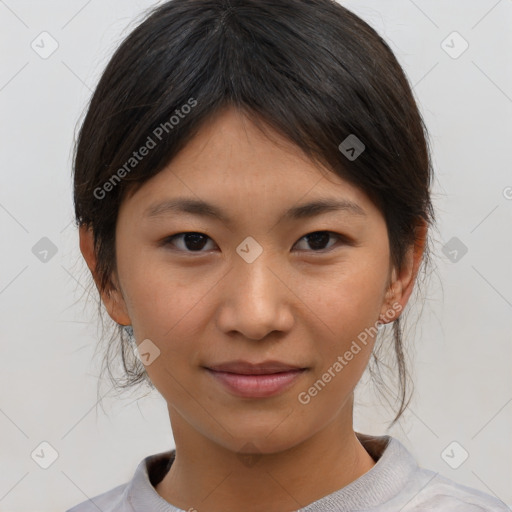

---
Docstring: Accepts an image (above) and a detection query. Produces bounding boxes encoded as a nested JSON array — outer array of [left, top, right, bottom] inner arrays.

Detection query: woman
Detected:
[[67, 0, 509, 510]]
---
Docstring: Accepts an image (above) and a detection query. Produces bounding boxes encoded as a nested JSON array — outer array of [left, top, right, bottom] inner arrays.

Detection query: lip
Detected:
[[205, 360, 308, 398]]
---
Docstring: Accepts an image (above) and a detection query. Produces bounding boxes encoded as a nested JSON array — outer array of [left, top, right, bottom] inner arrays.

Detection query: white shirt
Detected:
[[66, 432, 511, 511]]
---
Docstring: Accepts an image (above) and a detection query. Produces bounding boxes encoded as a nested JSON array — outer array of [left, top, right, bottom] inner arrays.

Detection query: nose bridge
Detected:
[[233, 237, 281, 304], [218, 237, 293, 339]]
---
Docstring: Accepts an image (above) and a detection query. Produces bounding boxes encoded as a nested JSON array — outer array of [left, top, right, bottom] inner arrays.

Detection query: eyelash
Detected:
[[161, 231, 350, 254]]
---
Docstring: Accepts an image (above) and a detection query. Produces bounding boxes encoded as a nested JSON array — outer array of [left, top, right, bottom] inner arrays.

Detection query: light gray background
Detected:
[[1, 1, 511, 511]]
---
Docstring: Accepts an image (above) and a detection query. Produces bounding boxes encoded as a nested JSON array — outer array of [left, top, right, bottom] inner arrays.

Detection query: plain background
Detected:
[[0, 0, 511, 510]]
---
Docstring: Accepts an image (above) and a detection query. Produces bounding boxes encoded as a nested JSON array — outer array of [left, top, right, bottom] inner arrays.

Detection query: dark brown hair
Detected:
[[73, 0, 436, 427]]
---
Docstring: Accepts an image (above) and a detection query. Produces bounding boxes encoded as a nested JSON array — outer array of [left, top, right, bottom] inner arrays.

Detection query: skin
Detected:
[[80, 107, 426, 512]]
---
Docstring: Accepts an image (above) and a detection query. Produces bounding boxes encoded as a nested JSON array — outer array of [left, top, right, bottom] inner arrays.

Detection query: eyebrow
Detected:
[[144, 197, 367, 225]]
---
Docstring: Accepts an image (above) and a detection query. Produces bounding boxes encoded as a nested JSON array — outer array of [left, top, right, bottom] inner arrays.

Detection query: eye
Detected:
[[162, 232, 217, 253], [293, 231, 346, 252], [162, 230, 348, 254]]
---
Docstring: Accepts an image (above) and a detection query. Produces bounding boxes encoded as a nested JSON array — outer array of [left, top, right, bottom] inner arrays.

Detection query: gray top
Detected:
[[66, 433, 510, 511]]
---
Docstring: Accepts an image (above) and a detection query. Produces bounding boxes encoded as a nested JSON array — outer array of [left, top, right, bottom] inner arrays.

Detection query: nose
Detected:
[[215, 251, 295, 341]]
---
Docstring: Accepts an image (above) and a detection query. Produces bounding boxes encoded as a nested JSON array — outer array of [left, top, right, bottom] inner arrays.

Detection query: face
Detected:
[[87, 108, 413, 454]]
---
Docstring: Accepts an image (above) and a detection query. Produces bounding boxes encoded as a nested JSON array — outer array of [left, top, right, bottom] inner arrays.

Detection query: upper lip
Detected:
[[206, 360, 306, 375]]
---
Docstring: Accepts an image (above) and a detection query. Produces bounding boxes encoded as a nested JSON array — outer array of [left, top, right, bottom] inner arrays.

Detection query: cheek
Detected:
[[310, 259, 387, 340], [116, 251, 222, 382], [298, 258, 388, 392], [294, 272, 383, 425], [126, 270, 208, 343], [122, 270, 209, 399]]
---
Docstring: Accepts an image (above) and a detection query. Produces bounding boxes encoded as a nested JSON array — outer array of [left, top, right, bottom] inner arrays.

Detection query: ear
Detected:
[[379, 219, 427, 323], [79, 224, 131, 326]]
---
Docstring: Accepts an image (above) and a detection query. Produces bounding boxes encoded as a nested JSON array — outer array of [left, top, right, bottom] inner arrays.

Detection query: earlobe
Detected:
[[78, 225, 131, 326], [102, 286, 132, 327]]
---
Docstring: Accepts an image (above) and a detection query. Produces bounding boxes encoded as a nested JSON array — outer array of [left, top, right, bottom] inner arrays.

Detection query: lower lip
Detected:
[[206, 369, 306, 398]]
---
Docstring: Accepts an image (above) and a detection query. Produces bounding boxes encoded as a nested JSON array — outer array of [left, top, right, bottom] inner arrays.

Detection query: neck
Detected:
[[155, 403, 376, 512]]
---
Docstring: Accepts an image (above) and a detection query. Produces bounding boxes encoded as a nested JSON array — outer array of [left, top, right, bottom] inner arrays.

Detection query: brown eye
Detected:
[[163, 232, 216, 252], [293, 231, 344, 252]]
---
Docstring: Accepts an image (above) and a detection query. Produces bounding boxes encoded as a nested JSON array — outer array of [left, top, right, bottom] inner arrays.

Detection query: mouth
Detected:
[[204, 360, 308, 398]]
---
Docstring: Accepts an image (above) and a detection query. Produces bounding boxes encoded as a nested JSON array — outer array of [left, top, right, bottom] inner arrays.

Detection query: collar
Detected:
[[125, 432, 418, 512]]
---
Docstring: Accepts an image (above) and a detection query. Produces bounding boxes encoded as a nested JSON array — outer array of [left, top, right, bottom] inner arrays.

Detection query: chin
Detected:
[[214, 418, 312, 456]]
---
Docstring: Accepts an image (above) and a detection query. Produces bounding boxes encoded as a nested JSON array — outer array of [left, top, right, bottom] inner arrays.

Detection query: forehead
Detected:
[[169, 108, 326, 181], [121, 107, 381, 224]]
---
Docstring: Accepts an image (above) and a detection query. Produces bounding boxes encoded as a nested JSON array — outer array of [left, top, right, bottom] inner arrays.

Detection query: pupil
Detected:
[[307, 232, 329, 250], [185, 233, 207, 251]]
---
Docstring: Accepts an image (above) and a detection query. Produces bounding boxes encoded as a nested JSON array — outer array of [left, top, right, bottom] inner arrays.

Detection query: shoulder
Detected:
[[65, 482, 130, 512], [398, 469, 511, 512], [64, 449, 175, 512], [364, 435, 510, 512]]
